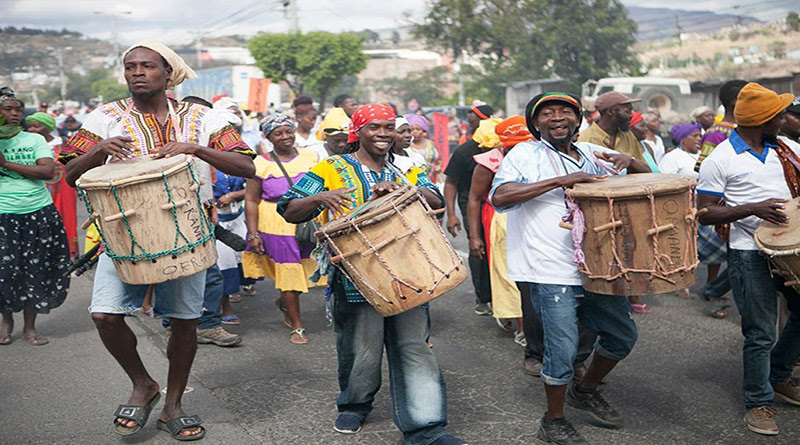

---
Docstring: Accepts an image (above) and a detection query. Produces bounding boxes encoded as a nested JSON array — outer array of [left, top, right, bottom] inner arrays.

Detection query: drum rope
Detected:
[[319, 230, 395, 304], [581, 185, 699, 284], [77, 162, 215, 263]]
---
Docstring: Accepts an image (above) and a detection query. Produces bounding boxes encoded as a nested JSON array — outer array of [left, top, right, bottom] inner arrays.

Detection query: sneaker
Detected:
[[474, 302, 492, 316], [334, 413, 362, 434], [196, 327, 242, 347], [431, 434, 467, 445], [537, 415, 587, 444], [523, 358, 543, 377], [773, 380, 800, 406], [566, 382, 623, 428], [743, 406, 778, 436]]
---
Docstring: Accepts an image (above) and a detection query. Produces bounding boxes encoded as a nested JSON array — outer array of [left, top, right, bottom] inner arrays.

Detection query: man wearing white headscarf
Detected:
[[60, 41, 256, 441]]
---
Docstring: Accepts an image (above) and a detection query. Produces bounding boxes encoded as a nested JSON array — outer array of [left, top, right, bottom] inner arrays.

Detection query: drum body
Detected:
[[755, 196, 800, 294], [77, 155, 217, 284], [317, 186, 468, 316], [567, 174, 698, 296]]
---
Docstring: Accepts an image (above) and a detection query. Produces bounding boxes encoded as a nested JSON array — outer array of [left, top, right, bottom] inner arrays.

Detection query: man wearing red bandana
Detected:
[[278, 104, 468, 445]]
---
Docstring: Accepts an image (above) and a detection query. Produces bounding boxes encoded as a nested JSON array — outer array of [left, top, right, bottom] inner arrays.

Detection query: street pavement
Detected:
[[2, 232, 800, 445]]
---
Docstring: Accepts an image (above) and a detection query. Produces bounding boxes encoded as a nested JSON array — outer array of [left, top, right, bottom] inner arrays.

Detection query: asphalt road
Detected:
[[2, 230, 800, 444]]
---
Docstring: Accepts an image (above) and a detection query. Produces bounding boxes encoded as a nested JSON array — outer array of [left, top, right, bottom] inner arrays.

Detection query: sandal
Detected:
[[156, 415, 206, 441], [631, 303, 652, 314], [274, 298, 291, 328], [240, 285, 256, 296], [114, 391, 161, 436], [495, 318, 514, 332], [228, 294, 243, 303], [221, 315, 241, 325], [289, 328, 309, 345], [0, 333, 11, 345], [706, 302, 731, 319], [24, 334, 49, 346]]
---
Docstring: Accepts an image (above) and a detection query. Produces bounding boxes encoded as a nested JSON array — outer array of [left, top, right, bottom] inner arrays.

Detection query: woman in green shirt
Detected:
[[0, 88, 70, 345]]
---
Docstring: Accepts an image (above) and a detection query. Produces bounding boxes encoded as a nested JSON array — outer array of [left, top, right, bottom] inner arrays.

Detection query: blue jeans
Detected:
[[162, 264, 223, 330], [528, 283, 638, 386], [333, 282, 449, 445], [701, 268, 731, 300], [727, 249, 800, 410]]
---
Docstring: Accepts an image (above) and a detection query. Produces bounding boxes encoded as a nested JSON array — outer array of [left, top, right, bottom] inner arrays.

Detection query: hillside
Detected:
[[0, 30, 113, 77], [627, 6, 760, 42]]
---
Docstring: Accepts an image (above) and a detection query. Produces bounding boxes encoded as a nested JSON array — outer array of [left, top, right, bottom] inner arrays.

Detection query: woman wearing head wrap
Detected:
[[24, 112, 78, 258], [405, 113, 440, 180], [467, 116, 531, 342], [313, 107, 351, 160], [277, 105, 467, 445], [629, 111, 660, 173], [691, 106, 716, 132], [391, 116, 427, 171], [0, 89, 70, 346], [242, 114, 323, 345]]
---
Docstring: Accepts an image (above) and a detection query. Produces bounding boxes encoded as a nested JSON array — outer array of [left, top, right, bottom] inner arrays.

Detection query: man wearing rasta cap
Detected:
[[578, 91, 643, 161], [490, 92, 650, 444], [698, 83, 800, 436]]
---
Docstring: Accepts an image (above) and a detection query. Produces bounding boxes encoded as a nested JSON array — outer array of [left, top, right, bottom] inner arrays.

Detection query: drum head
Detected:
[[318, 185, 419, 237], [568, 173, 695, 199], [78, 154, 190, 185], [755, 197, 800, 249]]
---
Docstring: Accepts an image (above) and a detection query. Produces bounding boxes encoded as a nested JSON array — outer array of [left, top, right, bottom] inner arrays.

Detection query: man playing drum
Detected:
[[278, 104, 467, 445], [697, 83, 800, 436], [490, 93, 650, 444], [60, 41, 255, 441]]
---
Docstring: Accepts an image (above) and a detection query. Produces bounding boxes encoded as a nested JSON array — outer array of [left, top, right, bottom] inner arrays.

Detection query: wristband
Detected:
[[247, 232, 260, 241]]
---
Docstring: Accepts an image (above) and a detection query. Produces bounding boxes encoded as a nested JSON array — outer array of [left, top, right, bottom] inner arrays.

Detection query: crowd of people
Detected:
[[2, 39, 800, 445]]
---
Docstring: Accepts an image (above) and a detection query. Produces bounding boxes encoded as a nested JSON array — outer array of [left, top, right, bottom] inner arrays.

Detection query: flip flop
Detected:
[[631, 303, 652, 314], [114, 391, 161, 436], [274, 298, 291, 328], [0, 334, 11, 345], [221, 315, 241, 325], [289, 328, 309, 345], [23, 334, 49, 346], [156, 415, 206, 441]]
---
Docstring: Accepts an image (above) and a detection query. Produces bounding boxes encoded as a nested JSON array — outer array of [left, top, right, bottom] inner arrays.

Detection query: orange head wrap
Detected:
[[495, 115, 534, 148]]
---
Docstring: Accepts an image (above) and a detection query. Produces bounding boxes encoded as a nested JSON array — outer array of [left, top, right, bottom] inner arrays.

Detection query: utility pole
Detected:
[[55, 47, 69, 101], [94, 10, 132, 74], [286, 0, 299, 33], [674, 14, 684, 47]]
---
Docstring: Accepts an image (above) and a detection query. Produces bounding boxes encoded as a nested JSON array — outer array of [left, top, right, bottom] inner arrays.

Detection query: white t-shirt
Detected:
[[658, 147, 699, 178], [489, 140, 626, 285], [306, 142, 329, 161], [295, 131, 321, 149], [697, 130, 800, 250], [644, 135, 665, 163]]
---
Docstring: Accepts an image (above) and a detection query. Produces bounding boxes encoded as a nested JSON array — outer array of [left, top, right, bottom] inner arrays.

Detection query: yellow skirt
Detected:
[[489, 212, 522, 319], [242, 253, 324, 293]]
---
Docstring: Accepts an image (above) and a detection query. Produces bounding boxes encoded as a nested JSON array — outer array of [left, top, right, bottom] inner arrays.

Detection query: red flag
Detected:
[[433, 112, 450, 170]]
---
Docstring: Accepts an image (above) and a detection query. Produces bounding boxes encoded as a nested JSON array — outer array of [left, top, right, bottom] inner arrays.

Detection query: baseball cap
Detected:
[[594, 91, 641, 112]]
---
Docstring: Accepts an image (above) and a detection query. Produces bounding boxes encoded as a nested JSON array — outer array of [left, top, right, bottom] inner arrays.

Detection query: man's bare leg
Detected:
[[159, 317, 202, 438], [91, 313, 159, 429]]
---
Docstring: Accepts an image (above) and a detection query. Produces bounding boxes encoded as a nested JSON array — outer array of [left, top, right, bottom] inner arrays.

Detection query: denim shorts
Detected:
[[528, 283, 638, 386], [89, 254, 206, 319]]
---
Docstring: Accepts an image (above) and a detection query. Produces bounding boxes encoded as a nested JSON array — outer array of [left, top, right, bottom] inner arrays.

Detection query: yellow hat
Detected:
[[472, 118, 502, 149], [315, 107, 350, 141], [735, 82, 794, 127]]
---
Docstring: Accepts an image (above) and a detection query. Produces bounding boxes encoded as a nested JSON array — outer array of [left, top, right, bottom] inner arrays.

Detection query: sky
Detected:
[[1, 0, 797, 46]]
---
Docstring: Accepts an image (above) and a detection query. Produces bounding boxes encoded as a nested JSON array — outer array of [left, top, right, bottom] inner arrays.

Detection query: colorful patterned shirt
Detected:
[[59, 98, 256, 203], [277, 153, 443, 302], [694, 121, 735, 172]]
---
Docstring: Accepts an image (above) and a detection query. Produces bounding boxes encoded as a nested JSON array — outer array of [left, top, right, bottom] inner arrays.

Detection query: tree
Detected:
[[91, 78, 130, 102], [248, 31, 368, 110], [788, 11, 800, 32], [412, 0, 639, 106], [66, 68, 112, 105]]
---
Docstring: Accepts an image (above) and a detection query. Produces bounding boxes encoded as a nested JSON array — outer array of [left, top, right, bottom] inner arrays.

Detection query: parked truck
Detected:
[[582, 77, 705, 121]]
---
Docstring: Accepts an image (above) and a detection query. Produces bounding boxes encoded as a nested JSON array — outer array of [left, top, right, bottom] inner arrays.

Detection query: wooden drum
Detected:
[[566, 173, 699, 296], [755, 196, 800, 293], [317, 185, 468, 316], [76, 154, 217, 284]]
